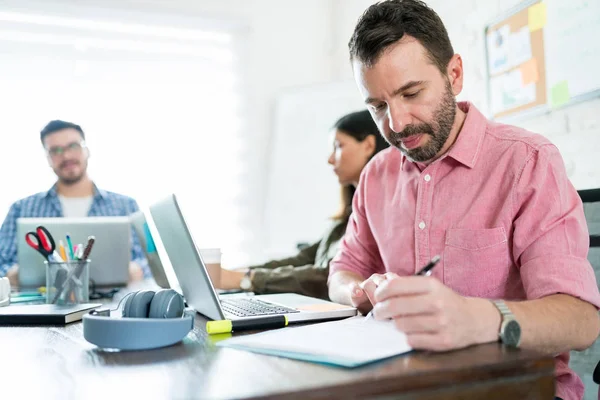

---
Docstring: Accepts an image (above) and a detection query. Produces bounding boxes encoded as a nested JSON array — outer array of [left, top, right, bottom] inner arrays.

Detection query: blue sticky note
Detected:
[[143, 222, 157, 253]]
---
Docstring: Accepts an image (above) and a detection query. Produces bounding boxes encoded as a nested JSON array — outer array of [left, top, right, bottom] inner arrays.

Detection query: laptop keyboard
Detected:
[[221, 298, 300, 318]]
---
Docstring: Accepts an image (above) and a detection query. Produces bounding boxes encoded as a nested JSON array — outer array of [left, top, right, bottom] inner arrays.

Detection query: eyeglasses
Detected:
[[47, 142, 86, 158]]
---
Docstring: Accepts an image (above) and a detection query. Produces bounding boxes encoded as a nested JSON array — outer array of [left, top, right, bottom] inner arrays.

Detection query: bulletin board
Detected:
[[485, 0, 600, 120]]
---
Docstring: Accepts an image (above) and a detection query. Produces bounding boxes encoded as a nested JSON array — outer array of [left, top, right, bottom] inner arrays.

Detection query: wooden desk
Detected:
[[1, 291, 555, 399]]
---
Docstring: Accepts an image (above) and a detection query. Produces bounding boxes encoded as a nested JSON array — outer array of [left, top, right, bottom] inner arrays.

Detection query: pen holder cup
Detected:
[[45, 260, 91, 305]]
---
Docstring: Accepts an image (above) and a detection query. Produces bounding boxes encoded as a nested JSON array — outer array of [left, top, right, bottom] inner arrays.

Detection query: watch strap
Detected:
[[492, 299, 513, 319]]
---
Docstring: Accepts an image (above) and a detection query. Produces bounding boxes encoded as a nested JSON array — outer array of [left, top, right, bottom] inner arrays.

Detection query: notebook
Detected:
[[217, 316, 413, 368], [0, 303, 101, 325]]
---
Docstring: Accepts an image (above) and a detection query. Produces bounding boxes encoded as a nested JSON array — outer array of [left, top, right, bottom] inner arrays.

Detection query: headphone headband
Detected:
[[82, 289, 193, 350]]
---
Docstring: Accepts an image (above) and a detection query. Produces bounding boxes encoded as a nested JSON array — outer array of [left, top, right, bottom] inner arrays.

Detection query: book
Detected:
[[217, 316, 412, 368], [0, 303, 101, 325]]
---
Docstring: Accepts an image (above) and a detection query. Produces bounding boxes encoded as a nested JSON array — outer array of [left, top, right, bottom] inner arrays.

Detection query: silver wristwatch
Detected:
[[491, 300, 521, 348]]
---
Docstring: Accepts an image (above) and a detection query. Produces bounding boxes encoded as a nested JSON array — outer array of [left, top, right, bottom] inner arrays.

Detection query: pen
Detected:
[[364, 255, 441, 320], [52, 250, 64, 262], [206, 315, 288, 335], [66, 234, 75, 261], [415, 255, 441, 276], [80, 236, 95, 261]]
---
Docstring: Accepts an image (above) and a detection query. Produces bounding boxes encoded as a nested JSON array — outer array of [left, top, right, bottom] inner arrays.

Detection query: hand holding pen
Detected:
[[369, 255, 486, 352], [362, 256, 441, 320]]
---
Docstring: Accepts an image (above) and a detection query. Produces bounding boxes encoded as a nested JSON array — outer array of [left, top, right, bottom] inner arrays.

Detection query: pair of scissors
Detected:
[[25, 226, 56, 261]]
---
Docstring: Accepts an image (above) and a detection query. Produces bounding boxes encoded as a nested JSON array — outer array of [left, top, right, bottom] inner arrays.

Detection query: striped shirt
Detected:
[[0, 184, 149, 278]]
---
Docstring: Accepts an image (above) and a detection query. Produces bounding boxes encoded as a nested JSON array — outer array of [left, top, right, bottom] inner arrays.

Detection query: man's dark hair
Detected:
[[40, 120, 85, 144], [349, 0, 454, 74]]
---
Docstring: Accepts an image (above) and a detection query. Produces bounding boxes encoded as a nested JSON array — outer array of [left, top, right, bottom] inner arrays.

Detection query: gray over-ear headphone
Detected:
[[83, 289, 194, 350]]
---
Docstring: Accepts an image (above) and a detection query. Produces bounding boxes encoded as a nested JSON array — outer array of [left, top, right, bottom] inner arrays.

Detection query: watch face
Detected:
[[502, 320, 521, 346], [240, 276, 252, 291]]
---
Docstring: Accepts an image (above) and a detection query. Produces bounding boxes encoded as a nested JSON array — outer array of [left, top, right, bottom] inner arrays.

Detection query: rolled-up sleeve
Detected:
[[329, 165, 383, 281], [0, 202, 19, 277], [513, 144, 600, 308]]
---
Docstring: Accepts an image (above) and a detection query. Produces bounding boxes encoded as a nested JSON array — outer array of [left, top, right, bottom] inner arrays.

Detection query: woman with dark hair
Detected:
[[217, 110, 389, 299]]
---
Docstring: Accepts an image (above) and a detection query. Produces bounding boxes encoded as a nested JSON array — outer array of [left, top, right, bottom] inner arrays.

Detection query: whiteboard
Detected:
[[485, 0, 600, 121], [263, 80, 365, 258], [543, 0, 600, 103]]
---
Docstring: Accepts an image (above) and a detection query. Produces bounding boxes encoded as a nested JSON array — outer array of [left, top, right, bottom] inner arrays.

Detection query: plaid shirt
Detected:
[[0, 185, 149, 278]]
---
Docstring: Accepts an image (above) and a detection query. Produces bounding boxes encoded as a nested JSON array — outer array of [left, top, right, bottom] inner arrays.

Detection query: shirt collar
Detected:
[[44, 182, 107, 200], [446, 101, 487, 169], [400, 101, 487, 170]]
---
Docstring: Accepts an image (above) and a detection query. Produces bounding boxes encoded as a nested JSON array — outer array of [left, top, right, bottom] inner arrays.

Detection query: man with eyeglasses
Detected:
[[0, 120, 149, 286]]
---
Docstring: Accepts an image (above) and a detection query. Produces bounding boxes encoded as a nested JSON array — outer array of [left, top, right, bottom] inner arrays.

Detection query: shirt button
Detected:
[[424, 174, 431, 182], [418, 221, 426, 230]]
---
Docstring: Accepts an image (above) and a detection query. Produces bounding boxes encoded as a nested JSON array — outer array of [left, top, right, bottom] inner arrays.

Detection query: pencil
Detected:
[[59, 240, 67, 262]]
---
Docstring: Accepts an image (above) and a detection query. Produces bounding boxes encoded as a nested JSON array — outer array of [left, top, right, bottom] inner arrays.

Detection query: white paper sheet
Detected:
[[218, 316, 412, 367]]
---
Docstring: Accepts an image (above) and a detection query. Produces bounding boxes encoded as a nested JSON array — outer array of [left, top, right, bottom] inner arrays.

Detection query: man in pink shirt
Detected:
[[328, 1, 600, 399]]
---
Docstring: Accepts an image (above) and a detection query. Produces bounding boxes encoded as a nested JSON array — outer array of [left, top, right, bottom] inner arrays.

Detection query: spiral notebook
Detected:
[[217, 316, 412, 368]]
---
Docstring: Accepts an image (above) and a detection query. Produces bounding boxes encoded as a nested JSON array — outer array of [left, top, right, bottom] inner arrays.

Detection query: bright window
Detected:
[[0, 7, 244, 265]]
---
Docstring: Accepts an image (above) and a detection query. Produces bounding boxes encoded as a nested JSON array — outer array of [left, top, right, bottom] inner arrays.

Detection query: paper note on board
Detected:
[[486, 24, 511, 75], [528, 3, 547, 32], [509, 26, 532, 68], [491, 69, 537, 116], [550, 81, 570, 108], [520, 58, 539, 85]]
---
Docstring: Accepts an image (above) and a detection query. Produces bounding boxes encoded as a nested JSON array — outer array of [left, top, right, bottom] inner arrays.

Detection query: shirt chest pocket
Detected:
[[443, 227, 509, 298]]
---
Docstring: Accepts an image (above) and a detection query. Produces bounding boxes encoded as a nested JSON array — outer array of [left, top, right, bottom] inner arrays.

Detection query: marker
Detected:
[[66, 234, 75, 261], [206, 315, 288, 335]]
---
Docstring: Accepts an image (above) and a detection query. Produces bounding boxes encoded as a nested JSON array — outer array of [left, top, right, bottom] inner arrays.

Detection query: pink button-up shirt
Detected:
[[330, 102, 600, 400]]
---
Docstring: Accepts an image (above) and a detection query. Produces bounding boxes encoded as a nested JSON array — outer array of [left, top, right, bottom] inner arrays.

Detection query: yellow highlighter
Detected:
[[206, 315, 288, 335]]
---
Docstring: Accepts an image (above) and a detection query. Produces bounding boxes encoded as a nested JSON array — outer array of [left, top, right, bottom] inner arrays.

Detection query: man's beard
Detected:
[[56, 161, 85, 185], [387, 82, 456, 162], [59, 174, 85, 185]]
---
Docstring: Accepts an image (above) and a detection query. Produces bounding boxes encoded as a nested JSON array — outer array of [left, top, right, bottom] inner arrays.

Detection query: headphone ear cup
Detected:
[[123, 290, 155, 318], [149, 289, 184, 319], [122, 291, 137, 317]]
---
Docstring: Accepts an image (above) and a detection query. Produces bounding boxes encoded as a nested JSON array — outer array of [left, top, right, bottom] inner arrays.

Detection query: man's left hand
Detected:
[[373, 275, 500, 351]]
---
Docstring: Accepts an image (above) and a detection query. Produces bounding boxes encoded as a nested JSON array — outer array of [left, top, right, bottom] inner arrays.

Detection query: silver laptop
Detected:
[[130, 211, 170, 289], [17, 217, 130, 288], [148, 194, 357, 322]]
